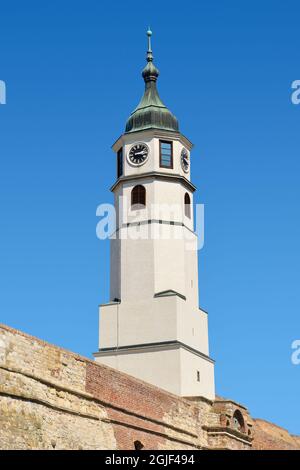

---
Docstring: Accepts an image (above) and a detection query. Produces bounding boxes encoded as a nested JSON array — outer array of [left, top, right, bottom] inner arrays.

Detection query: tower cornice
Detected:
[[112, 129, 193, 153], [110, 171, 196, 193]]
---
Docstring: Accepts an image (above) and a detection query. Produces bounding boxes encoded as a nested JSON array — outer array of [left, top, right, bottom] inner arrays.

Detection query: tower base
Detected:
[[94, 340, 215, 399]]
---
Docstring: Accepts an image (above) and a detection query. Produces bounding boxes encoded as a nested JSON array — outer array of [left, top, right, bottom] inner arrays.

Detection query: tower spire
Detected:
[[142, 27, 159, 83], [125, 29, 179, 133]]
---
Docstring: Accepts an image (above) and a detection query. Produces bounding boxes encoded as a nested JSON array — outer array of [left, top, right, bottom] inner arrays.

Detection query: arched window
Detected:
[[184, 192, 191, 218], [131, 185, 146, 209], [233, 410, 245, 433]]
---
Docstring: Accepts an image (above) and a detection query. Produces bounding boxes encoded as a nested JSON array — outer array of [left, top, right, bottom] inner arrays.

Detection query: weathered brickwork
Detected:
[[86, 362, 202, 450], [0, 324, 299, 450], [252, 419, 300, 450]]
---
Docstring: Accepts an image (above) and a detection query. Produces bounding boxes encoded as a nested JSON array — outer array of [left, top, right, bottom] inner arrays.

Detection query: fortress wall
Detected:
[[0, 324, 298, 450], [252, 419, 300, 450], [0, 324, 205, 450]]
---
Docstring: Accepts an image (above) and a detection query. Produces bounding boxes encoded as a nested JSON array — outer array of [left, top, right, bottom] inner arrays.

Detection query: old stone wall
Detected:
[[252, 419, 300, 450], [0, 324, 298, 450], [0, 324, 205, 450]]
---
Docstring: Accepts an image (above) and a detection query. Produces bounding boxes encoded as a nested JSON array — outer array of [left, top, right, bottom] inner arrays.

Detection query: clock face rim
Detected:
[[127, 142, 150, 167], [181, 148, 190, 173]]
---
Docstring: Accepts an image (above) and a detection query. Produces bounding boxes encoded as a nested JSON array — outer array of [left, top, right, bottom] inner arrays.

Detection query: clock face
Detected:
[[128, 143, 149, 166], [181, 148, 189, 173]]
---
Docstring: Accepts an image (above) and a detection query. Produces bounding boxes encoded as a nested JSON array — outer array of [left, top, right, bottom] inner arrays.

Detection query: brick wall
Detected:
[[0, 324, 298, 450], [252, 419, 300, 450], [0, 324, 203, 450]]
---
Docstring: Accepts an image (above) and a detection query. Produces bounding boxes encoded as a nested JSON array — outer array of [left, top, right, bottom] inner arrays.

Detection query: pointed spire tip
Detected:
[[146, 27, 153, 61]]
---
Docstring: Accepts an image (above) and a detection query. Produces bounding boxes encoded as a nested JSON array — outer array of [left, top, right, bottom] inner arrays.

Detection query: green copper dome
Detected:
[[125, 29, 179, 134]]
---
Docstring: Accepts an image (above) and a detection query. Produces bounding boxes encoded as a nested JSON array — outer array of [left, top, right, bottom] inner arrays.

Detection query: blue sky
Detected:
[[0, 0, 299, 434]]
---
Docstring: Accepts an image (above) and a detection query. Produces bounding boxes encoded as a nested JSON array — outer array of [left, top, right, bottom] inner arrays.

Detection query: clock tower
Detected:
[[94, 30, 215, 400]]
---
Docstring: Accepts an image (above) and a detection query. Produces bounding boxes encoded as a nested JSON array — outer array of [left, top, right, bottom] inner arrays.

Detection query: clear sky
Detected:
[[0, 0, 299, 435]]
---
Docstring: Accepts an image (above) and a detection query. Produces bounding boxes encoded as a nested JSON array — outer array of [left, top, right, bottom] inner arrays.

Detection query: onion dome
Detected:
[[125, 29, 179, 133]]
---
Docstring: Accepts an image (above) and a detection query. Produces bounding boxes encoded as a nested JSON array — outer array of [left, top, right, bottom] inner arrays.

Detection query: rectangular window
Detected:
[[197, 371, 200, 382], [117, 148, 123, 178], [159, 140, 173, 168]]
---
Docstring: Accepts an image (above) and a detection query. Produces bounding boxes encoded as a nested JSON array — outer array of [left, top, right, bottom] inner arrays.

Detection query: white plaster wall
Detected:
[[153, 227, 198, 301], [100, 296, 179, 349], [95, 345, 215, 399], [115, 178, 193, 228], [117, 178, 155, 226], [153, 179, 194, 229], [119, 230, 155, 301], [116, 297, 177, 346], [98, 304, 118, 350], [177, 307, 209, 355], [111, 225, 198, 304], [118, 132, 192, 181], [98, 128, 216, 400], [110, 237, 121, 301], [98, 297, 215, 399], [111, 134, 196, 304], [184, 234, 199, 307], [100, 297, 209, 356], [179, 348, 215, 400], [95, 347, 181, 396], [153, 235, 186, 296]]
